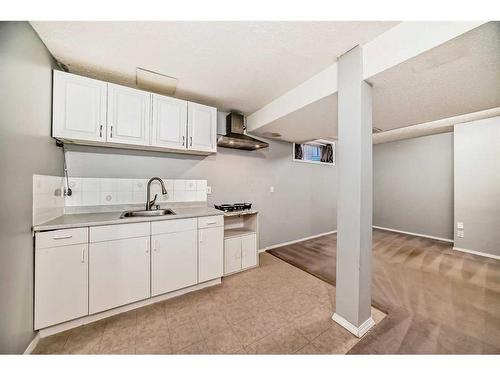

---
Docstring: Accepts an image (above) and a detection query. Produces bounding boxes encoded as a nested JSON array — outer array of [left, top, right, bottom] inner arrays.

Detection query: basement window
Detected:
[[293, 139, 335, 166]]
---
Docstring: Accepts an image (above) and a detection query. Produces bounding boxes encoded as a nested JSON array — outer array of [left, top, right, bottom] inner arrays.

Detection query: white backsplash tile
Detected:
[[81, 191, 100, 206], [185, 180, 197, 191], [61, 177, 207, 208], [117, 191, 134, 204], [117, 179, 134, 192], [100, 179, 118, 192], [173, 189, 187, 202], [100, 191, 116, 205], [196, 180, 207, 192], [133, 180, 147, 192], [196, 190, 207, 202], [173, 180, 185, 191], [33, 175, 65, 226], [82, 178, 100, 192], [185, 191, 197, 201]]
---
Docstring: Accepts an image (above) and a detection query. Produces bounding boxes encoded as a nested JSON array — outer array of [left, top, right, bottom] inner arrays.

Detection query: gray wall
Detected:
[[373, 133, 454, 240], [0, 22, 62, 353], [454, 117, 500, 257], [66, 140, 338, 249]]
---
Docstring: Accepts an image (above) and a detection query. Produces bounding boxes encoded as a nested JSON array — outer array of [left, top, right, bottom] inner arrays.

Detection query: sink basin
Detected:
[[120, 209, 176, 218]]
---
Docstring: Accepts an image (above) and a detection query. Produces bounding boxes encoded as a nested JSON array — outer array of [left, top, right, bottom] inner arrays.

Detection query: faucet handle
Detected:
[[148, 194, 158, 210]]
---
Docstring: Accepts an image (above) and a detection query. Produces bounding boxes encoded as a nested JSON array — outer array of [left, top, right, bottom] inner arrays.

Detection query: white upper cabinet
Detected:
[[187, 102, 217, 153], [107, 83, 151, 146], [52, 70, 107, 142], [151, 94, 188, 150], [52, 71, 218, 154]]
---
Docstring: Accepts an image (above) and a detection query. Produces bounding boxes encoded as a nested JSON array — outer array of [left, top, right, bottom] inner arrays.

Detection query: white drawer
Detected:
[[198, 215, 224, 229], [151, 218, 197, 235], [36, 228, 88, 249], [90, 222, 150, 243]]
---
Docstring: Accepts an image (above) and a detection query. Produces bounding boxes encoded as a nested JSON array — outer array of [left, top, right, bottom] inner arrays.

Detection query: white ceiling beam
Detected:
[[373, 107, 500, 144], [247, 21, 487, 133], [246, 64, 337, 132], [363, 21, 487, 79]]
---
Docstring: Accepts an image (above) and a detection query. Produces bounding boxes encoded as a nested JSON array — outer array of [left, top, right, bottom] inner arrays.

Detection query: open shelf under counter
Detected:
[[224, 228, 257, 239]]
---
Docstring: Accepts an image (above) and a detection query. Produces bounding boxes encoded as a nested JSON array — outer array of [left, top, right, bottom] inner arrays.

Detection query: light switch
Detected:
[[457, 230, 464, 238], [206, 186, 212, 194], [270, 186, 274, 193], [457, 222, 464, 229]]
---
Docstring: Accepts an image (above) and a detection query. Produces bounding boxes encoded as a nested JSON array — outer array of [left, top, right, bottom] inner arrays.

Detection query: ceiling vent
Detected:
[[262, 132, 282, 138]]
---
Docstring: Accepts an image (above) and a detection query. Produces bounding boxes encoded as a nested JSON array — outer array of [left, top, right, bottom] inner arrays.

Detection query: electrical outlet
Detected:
[[457, 222, 464, 229], [457, 230, 464, 238], [206, 186, 212, 194]]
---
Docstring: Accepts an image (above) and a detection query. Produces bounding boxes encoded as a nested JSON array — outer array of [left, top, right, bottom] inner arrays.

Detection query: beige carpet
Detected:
[[268, 229, 500, 354]]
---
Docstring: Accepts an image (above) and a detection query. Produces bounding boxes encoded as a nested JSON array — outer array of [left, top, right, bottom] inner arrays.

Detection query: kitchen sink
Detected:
[[120, 209, 176, 218]]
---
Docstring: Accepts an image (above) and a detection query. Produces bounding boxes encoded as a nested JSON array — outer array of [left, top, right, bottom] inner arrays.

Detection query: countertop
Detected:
[[33, 206, 224, 232]]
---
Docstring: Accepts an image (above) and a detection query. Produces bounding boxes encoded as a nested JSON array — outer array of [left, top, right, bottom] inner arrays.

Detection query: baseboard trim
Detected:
[[38, 278, 221, 338], [373, 226, 453, 243], [332, 313, 375, 338], [259, 230, 337, 253], [453, 246, 500, 260], [24, 333, 40, 354]]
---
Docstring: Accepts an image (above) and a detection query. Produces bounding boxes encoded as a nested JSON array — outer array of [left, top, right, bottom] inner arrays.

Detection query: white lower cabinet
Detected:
[[224, 233, 257, 275], [224, 237, 242, 275], [151, 230, 198, 296], [35, 243, 89, 330], [198, 224, 224, 283], [241, 233, 258, 269], [89, 236, 150, 314], [34, 215, 226, 330]]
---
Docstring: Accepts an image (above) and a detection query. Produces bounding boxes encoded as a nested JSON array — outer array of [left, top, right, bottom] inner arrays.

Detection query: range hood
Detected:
[[217, 112, 269, 151]]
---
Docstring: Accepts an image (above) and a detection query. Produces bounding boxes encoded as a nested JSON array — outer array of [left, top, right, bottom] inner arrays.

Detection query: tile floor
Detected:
[[34, 253, 385, 354]]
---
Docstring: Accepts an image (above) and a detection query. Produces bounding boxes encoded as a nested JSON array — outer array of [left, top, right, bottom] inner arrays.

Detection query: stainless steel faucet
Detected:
[[146, 177, 167, 211]]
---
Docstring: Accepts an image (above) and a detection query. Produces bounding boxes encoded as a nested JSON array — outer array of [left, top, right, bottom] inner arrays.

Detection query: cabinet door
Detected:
[[198, 226, 224, 282], [224, 237, 241, 275], [151, 230, 197, 296], [187, 102, 217, 153], [89, 237, 150, 314], [107, 83, 151, 146], [52, 70, 107, 142], [241, 233, 258, 270], [35, 244, 88, 329], [151, 94, 188, 150]]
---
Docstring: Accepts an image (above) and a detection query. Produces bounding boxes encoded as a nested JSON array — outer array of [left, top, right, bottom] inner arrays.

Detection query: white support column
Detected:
[[332, 45, 374, 338]]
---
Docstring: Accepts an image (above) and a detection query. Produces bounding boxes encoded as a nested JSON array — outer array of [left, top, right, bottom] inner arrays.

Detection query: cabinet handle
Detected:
[[146, 239, 149, 254], [53, 234, 72, 240], [206, 221, 217, 225], [199, 231, 204, 243], [110, 126, 113, 138], [190, 136, 193, 147], [182, 135, 185, 146], [81, 248, 85, 263], [99, 125, 103, 138], [154, 240, 159, 252]]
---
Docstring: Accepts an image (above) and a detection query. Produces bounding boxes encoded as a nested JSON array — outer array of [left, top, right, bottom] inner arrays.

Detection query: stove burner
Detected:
[[214, 203, 252, 212]]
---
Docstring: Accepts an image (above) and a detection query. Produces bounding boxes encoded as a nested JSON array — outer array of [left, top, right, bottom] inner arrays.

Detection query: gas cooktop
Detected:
[[214, 203, 252, 212]]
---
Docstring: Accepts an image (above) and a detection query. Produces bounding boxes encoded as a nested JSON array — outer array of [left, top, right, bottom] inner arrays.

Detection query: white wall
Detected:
[[454, 116, 500, 257]]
